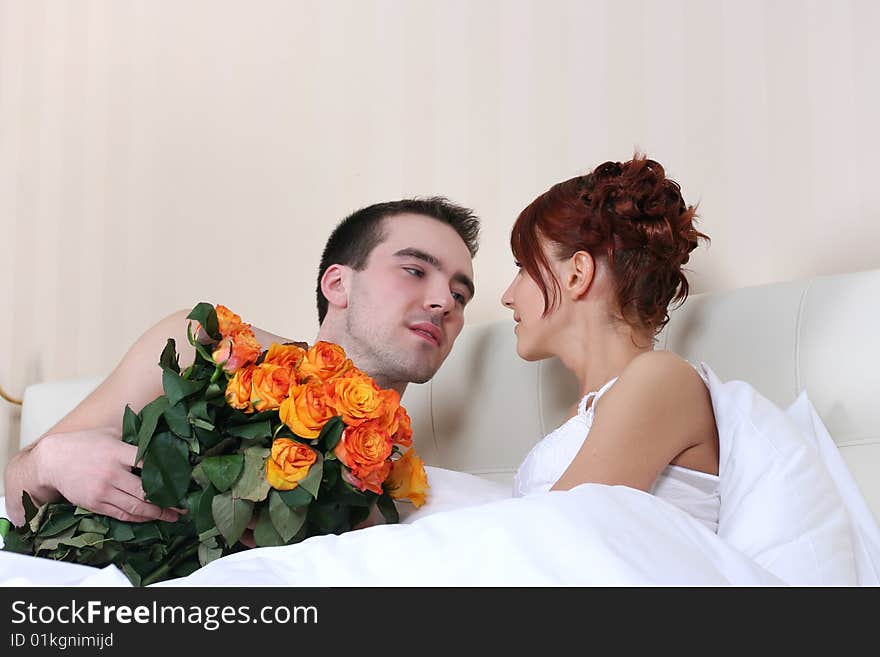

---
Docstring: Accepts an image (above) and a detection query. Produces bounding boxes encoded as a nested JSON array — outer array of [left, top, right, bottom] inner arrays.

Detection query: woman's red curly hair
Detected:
[[510, 154, 709, 335]]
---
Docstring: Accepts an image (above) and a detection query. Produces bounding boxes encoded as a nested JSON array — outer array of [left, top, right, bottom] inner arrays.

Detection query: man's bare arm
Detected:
[[3, 307, 292, 527]]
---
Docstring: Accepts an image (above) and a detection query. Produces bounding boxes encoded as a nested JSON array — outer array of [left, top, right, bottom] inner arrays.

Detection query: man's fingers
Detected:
[[105, 479, 179, 523], [112, 441, 141, 468], [93, 501, 158, 524], [113, 466, 181, 522]]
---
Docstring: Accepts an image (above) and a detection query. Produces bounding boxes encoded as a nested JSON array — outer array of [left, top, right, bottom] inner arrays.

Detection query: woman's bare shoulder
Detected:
[[618, 350, 702, 392], [602, 350, 711, 432]]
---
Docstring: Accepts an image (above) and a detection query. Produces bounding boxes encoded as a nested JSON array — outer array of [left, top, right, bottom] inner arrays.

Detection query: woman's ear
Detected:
[[320, 264, 350, 311], [566, 251, 595, 301]]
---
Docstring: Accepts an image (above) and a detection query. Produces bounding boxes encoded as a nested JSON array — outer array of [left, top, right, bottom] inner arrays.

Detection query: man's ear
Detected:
[[320, 264, 350, 311], [566, 251, 595, 301]]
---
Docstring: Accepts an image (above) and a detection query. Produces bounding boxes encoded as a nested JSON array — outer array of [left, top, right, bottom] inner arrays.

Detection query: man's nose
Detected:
[[426, 286, 455, 314]]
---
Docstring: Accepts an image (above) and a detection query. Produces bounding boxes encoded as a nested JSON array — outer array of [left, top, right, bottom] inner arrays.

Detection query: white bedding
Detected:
[[2, 364, 879, 587], [0, 476, 784, 587]]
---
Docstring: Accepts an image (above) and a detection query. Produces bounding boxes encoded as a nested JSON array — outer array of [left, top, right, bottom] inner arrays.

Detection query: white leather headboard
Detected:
[[14, 269, 880, 524]]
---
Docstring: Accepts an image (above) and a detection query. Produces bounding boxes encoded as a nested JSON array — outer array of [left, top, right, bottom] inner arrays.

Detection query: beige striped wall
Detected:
[[2, 0, 879, 482]]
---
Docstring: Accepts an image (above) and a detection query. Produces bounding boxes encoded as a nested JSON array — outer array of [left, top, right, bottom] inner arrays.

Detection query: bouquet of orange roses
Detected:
[[0, 303, 428, 585]]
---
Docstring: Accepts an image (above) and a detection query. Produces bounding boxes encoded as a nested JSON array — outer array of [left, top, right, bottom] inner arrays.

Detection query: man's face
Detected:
[[342, 213, 475, 387]]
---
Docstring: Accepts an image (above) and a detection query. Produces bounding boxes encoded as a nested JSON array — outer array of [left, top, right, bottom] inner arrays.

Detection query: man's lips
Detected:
[[409, 322, 442, 346]]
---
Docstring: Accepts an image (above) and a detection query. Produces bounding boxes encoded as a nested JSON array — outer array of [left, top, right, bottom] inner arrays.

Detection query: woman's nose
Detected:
[[501, 284, 514, 308]]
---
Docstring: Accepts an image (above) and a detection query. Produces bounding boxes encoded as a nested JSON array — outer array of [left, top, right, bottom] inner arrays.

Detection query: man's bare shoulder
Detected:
[[251, 325, 295, 348]]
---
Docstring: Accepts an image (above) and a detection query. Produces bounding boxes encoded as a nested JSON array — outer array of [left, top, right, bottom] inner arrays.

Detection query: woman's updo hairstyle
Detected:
[[510, 153, 708, 336]]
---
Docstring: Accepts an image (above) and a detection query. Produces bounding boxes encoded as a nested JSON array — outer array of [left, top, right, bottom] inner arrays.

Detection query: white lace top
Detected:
[[513, 376, 721, 533]]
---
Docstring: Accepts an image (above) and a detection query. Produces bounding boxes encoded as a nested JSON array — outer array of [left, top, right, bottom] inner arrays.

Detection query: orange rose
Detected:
[[280, 380, 337, 439], [391, 405, 413, 448], [212, 326, 262, 373], [262, 343, 306, 372], [374, 388, 401, 434], [333, 420, 393, 481], [250, 363, 292, 412], [341, 460, 391, 495], [225, 364, 256, 412], [386, 449, 428, 508], [324, 372, 386, 427], [297, 341, 353, 382], [215, 304, 244, 337], [265, 438, 317, 491]]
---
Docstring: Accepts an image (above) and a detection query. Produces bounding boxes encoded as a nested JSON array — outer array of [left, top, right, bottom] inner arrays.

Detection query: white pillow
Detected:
[[784, 392, 880, 585], [702, 363, 858, 585]]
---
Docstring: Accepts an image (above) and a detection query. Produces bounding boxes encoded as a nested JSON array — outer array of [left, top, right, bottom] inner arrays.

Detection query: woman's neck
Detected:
[[557, 318, 653, 397]]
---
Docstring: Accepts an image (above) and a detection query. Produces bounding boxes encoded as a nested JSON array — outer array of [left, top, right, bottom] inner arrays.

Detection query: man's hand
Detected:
[[3, 428, 182, 527]]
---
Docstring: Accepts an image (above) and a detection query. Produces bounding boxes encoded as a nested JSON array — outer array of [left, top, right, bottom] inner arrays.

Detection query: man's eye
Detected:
[[452, 291, 467, 305], [403, 267, 424, 277]]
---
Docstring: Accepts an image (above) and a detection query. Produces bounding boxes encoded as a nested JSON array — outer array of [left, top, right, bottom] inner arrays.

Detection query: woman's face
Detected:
[[501, 254, 561, 361]]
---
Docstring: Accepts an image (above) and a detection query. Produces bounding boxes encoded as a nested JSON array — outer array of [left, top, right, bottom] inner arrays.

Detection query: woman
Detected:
[[504, 154, 721, 532]]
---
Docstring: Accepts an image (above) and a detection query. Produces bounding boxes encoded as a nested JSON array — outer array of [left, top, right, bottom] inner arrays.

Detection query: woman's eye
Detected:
[[513, 261, 522, 269]]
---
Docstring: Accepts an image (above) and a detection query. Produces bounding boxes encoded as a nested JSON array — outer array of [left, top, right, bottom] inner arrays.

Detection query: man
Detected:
[[3, 197, 479, 527]]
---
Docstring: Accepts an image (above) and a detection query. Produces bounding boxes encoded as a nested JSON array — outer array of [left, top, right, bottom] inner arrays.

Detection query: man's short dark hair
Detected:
[[316, 197, 480, 324]]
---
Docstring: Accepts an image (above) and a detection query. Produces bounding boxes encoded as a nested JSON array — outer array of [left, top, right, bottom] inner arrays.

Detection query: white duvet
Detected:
[[0, 472, 782, 587], [2, 364, 878, 587]]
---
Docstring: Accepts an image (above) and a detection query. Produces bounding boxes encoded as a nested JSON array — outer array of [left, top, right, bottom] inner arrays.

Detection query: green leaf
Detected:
[[211, 491, 253, 547], [163, 403, 192, 439], [28, 502, 47, 534], [307, 500, 349, 534], [318, 416, 344, 451], [76, 517, 109, 535], [296, 450, 323, 499], [131, 522, 163, 544], [73, 506, 93, 516], [376, 493, 399, 525], [194, 485, 218, 535], [37, 508, 80, 537], [163, 370, 206, 407], [1, 529, 33, 554], [191, 462, 210, 488], [268, 490, 307, 542], [205, 382, 224, 400], [159, 338, 180, 374], [349, 505, 372, 528], [277, 486, 313, 508], [188, 400, 213, 423], [108, 520, 136, 542], [142, 432, 192, 508], [198, 527, 221, 542], [231, 447, 271, 502], [201, 455, 244, 492], [253, 508, 284, 548], [198, 536, 223, 567], [226, 421, 272, 440], [134, 396, 170, 465], [57, 532, 109, 549], [187, 302, 220, 341], [34, 526, 77, 553], [122, 405, 141, 446], [194, 425, 222, 450], [22, 491, 39, 525], [121, 564, 142, 587], [322, 458, 340, 490]]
